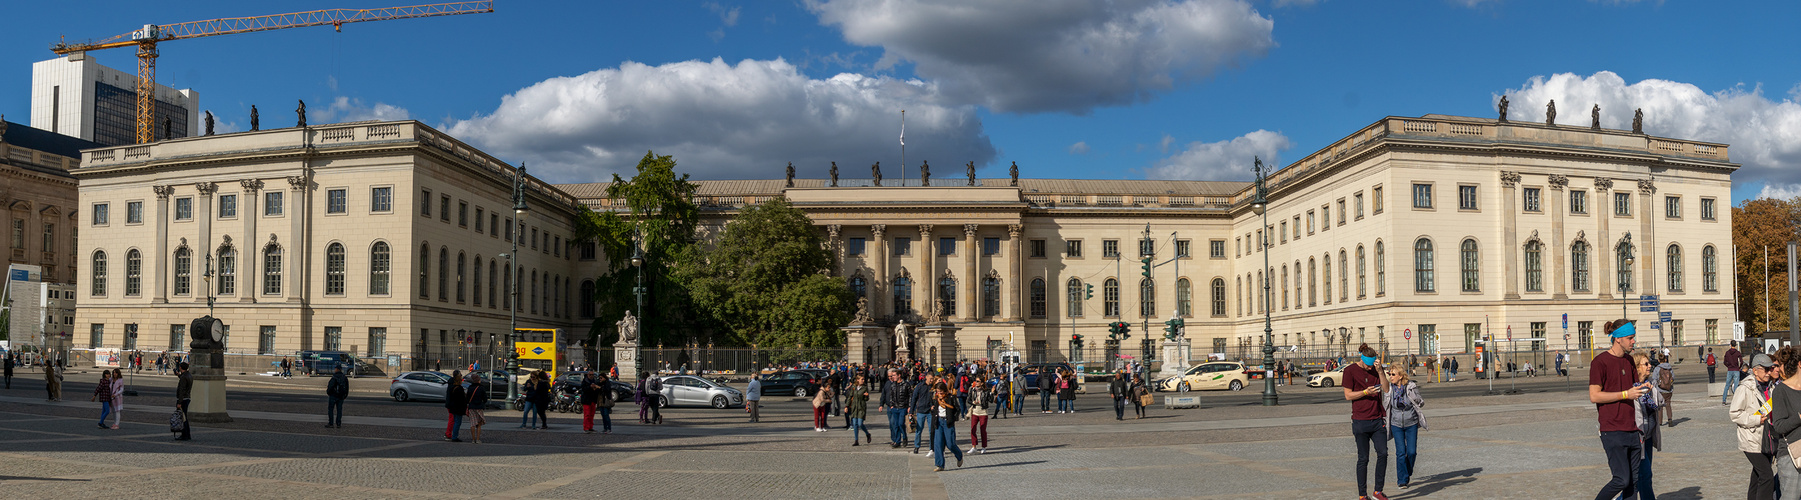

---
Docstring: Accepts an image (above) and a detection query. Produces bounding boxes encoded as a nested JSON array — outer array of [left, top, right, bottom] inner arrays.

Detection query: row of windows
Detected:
[[1412, 183, 1718, 221], [847, 273, 1227, 319], [89, 323, 382, 356], [419, 188, 591, 260], [9, 218, 62, 253], [1241, 242, 1387, 316], [845, 236, 1223, 260], [94, 190, 297, 227], [1240, 186, 1383, 257]]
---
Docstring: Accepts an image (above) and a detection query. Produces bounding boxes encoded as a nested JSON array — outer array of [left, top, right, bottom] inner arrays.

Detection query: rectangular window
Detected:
[[474, 208, 485, 233], [1373, 185, 1384, 214], [1706, 319, 1719, 344], [264, 191, 284, 216], [368, 327, 387, 357], [13, 219, 25, 249], [89, 324, 104, 347], [1293, 216, 1301, 240], [42, 223, 54, 253], [1415, 184, 1435, 209], [1030, 239, 1046, 258], [421, 189, 433, 216], [371, 186, 392, 212], [175, 197, 193, 221], [504, 218, 514, 241], [1279, 221, 1288, 243], [127, 201, 144, 224], [1306, 211, 1315, 234], [1701, 198, 1716, 221], [1066, 240, 1083, 258], [1103, 239, 1119, 258], [847, 237, 866, 256], [1579, 321, 1594, 352], [218, 194, 237, 218], [1570, 190, 1587, 215], [440, 195, 451, 221], [491, 214, 500, 237], [324, 326, 342, 351], [1457, 185, 1477, 210], [92, 203, 109, 226], [984, 237, 1001, 256], [530, 228, 539, 249], [1209, 240, 1225, 259], [1665, 195, 1681, 219], [458, 201, 469, 226], [1614, 192, 1632, 216], [123, 324, 138, 350], [259, 326, 277, 355], [326, 189, 347, 214], [1523, 187, 1541, 213], [939, 237, 956, 256], [1337, 199, 1347, 225], [169, 324, 186, 351], [894, 237, 911, 256]]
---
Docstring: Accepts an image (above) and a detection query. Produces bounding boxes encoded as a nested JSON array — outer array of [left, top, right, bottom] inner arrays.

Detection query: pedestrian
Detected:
[[911, 372, 935, 454], [1631, 350, 1666, 500], [443, 370, 467, 442], [847, 373, 871, 446], [93, 370, 115, 429], [1706, 348, 1718, 384], [467, 373, 488, 443], [1385, 365, 1426, 489], [532, 371, 554, 428], [3, 353, 12, 389], [1729, 353, 1777, 500], [326, 365, 348, 428], [1056, 369, 1076, 414], [1011, 368, 1026, 416], [1037, 366, 1054, 413], [1589, 319, 1648, 499], [1655, 353, 1675, 425], [594, 373, 615, 435], [279, 357, 290, 379], [519, 371, 541, 429], [812, 378, 834, 432], [881, 368, 908, 448], [930, 382, 964, 472], [1728, 341, 1745, 405], [580, 372, 602, 434], [173, 362, 192, 440], [1131, 374, 1151, 419], [44, 361, 61, 401], [745, 373, 763, 423], [1344, 343, 1390, 500], [637, 372, 661, 425], [1772, 348, 1801, 500], [967, 378, 990, 454], [109, 368, 125, 429], [1109, 370, 1130, 420]]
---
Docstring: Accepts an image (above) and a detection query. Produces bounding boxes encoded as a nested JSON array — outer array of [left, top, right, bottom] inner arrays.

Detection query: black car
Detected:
[[556, 371, 636, 403], [1022, 363, 1076, 393], [756, 370, 824, 397]]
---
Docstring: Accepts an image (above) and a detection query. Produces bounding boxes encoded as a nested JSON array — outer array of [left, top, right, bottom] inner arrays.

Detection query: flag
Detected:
[[900, 110, 905, 147]]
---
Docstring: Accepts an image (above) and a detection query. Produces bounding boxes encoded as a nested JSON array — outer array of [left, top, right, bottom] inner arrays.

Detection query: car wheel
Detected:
[[658, 396, 670, 408], [1229, 380, 1245, 391], [1323, 378, 1336, 387], [712, 395, 729, 409], [794, 386, 809, 398], [393, 389, 409, 402], [1178, 382, 1190, 393]]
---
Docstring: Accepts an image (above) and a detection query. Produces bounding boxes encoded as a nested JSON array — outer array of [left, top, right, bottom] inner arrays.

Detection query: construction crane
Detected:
[[50, 2, 494, 144]]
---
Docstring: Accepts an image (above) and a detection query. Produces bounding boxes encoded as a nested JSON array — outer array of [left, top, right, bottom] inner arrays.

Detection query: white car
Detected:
[[1157, 362, 1250, 392]]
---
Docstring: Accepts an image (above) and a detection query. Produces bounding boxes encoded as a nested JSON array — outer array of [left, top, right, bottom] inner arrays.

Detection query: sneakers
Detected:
[[956, 457, 963, 468], [980, 448, 988, 454], [932, 467, 943, 472], [968, 446, 977, 454], [1370, 492, 1389, 500]]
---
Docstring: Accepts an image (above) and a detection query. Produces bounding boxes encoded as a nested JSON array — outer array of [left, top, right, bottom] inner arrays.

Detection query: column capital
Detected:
[[1500, 171, 1521, 188], [919, 224, 933, 236], [826, 224, 842, 239], [152, 185, 175, 199], [1593, 177, 1613, 192], [286, 173, 312, 190], [195, 181, 218, 196], [963, 224, 979, 237], [871, 224, 886, 236], [1007, 224, 1022, 238], [1637, 178, 1656, 194], [240, 179, 265, 192]]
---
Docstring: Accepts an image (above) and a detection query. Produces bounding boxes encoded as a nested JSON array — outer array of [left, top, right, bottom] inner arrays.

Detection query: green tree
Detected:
[[675, 197, 852, 349], [577, 151, 701, 348]]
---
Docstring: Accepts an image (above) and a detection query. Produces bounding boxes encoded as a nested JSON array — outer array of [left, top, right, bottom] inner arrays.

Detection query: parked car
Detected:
[[1157, 362, 1250, 392], [656, 375, 745, 409], [756, 370, 824, 397], [390, 371, 452, 402], [1021, 363, 1075, 393], [1308, 367, 1347, 387]]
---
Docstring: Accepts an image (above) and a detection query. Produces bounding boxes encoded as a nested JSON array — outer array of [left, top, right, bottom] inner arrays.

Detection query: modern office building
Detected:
[[31, 54, 201, 146]]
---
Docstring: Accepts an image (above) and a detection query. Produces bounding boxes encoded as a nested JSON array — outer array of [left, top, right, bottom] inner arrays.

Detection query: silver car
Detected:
[[390, 371, 451, 402], [657, 375, 745, 409]]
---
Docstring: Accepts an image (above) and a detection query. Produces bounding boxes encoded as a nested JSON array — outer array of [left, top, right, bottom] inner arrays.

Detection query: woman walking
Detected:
[[967, 379, 991, 454], [1774, 348, 1801, 500], [847, 374, 871, 445], [812, 378, 835, 431], [466, 373, 487, 443], [519, 371, 541, 429], [530, 371, 553, 429], [930, 383, 964, 471], [92, 371, 114, 429], [1729, 353, 1777, 500], [595, 373, 615, 434], [1130, 375, 1150, 419], [444, 370, 468, 442], [1385, 366, 1427, 489], [109, 368, 126, 429], [1632, 350, 1665, 500]]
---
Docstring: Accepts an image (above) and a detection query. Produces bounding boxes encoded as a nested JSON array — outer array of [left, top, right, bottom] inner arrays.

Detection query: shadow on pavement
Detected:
[[1390, 467, 1482, 499], [1667, 417, 1690, 427], [0, 476, 89, 482], [1662, 485, 1702, 499], [954, 460, 1047, 470]]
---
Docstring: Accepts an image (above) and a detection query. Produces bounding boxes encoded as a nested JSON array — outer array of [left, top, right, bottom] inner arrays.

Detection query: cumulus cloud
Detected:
[[1273, 0, 1320, 6], [1759, 183, 1801, 200], [1068, 141, 1090, 155], [309, 96, 409, 124], [806, 0, 1275, 114], [444, 58, 995, 183], [1148, 130, 1291, 181], [1499, 71, 1801, 188]]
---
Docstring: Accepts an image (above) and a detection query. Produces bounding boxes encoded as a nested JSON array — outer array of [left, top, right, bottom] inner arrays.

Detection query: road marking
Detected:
[[486, 450, 667, 499]]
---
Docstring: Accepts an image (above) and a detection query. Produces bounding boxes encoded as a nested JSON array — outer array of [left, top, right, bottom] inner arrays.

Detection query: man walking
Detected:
[[745, 373, 763, 423], [1724, 341, 1742, 405], [1344, 344, 1390, 500], [174, 362, 192, 440], [1037, 367, 1054, 414], [911, 373, 935, 454], [325, 365, 349, 428], [1109, 370, 1130, 420], [881, 369, 908, 448], [1589, 319, 1649, 499]]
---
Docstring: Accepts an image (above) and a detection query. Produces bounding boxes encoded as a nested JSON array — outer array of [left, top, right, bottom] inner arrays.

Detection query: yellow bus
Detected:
[[513, 328, 566, 380]]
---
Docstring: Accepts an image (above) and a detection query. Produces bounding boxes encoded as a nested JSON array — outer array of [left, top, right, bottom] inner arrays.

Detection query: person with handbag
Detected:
[[966, 379, 991, 454], [1109, 370, 1130, 420], [173, 362, 192, 440], [1768, 347, 1801, 500], [846, 373, 871, 445], [1385, 366, 1426, 489], [1056, 369, 1076, 414], [1732, 353, 1778, 499], [1130, 375, 1151, 419], [443, 370, 468, 442], [929, 382, 964, 472], [1630, 350, 1665, 500], [467, 373, 488, 443], [1655, 353, 1675, 426], [812, 378, 835, 432]]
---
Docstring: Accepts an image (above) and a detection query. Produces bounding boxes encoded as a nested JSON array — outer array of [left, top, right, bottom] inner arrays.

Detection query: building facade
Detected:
[[32, 54, 201, 146], [0, 119, 89, 284]]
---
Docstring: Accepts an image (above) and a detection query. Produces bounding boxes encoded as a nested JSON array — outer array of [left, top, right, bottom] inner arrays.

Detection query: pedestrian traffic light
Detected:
[[1140, 257, 1153, 278], [1085, 283, 1093, 300], [1071, 334, 1084, 349]]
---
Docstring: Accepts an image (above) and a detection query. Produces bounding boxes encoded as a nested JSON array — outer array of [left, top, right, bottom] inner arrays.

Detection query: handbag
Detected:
[[1138, 393, 1155, 406]]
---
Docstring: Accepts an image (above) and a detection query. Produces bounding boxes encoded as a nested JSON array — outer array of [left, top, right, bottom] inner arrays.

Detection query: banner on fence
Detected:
[[93, 348, 122, 368]]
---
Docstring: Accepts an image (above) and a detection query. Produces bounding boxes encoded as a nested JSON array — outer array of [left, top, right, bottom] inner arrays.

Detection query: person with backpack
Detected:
[[1655, 353, 1675, 426], [466, 373, 488, 443], [443, 370, 467, 442], [1729, 353, 1777, 499], [1055, 369, 1075, 414], [1385, 365, 1426, 489], [326, 365, 349, 428], [1707, 348, 1719, 384], [638, 372, 663, 425]]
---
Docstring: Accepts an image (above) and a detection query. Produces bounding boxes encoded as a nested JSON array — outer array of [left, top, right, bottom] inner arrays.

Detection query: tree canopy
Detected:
[[675, 197, 852, 348], [577, 151, 700, 347], [1735, 197, 1801, 335]]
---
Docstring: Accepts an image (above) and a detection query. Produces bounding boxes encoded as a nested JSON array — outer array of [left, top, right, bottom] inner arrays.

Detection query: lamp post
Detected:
[[631, 229, 647, 374], [1252, 157, 1278, 406], [1140, 223, 1153, 382], [1619, 232, 1634, 321], [504, 164, 529, 407]]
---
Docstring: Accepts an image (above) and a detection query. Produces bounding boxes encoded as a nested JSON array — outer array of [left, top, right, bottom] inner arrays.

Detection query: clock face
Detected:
[[210, 319, 226, 342]]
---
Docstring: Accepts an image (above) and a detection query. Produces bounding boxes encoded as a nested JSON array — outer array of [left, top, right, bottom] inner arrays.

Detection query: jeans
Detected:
[[850, 417, 867, 442], [1709, 366, 1717, 384], [1728, 371, 1745, 404], [175, 399, 190, 438], [1747, 451, 1776, 500], [969, 415, 988, 448], [327, 397, 345, 426], [913, 413, 931, 448], [1114, 397, 1127, 419], [957, 394, 968, 417], [598, 406, 612, 432], [1352, 419, 1389, 496], [1040, 390, 1052, 412], [1013, 393, 1025, 414], [1637, 440, 1656, 500], [932, 417, 963, 468], [99, 401, 113, 426], [887, 408, 907, 445], [446, 412, 464, 440], [1596, 430, 1643, 500], [1391, 424, 1419, 485], [1058, 398, 1073, 412], [520, 401, 539, 427]]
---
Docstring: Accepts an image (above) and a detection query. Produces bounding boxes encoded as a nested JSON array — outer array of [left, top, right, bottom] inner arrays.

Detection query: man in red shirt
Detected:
[[1344, 343, 1390, 500], [1589, 319, 1652, 499]]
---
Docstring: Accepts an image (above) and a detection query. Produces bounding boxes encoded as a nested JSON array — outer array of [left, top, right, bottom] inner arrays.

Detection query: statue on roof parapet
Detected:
[[1497, 95, 1509, 122], [872, 162, 882, 186], [297, 100, 307, 128], [1633, 108, 1645, 134], [204, 111, 215, 136], [966, 161, 976, 186], [785, 162, 795, 188], [250, 105, 259, 131], [1591, 104, 1601, 130], [1545, 99, 1557, 126], [829, 162, 839, 187], [921, 160, 930, 186], [1009, 162, 1019, 186]]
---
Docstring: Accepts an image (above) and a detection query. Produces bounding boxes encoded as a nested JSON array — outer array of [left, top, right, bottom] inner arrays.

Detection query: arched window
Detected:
[[1067, 278, 1084, 318], [91, 251, 107, 296], [125, 249, 142, 296], [938, 274, 958, 317], [418, 243, 430, 298], [1321, 257, 1331, 305], [1209, 278, 1225, 317], [1524, 240, 1543, 293], [1617, 240, 1635, 293], [1356, 245, 1367, 299], [1294, 260, 1302, 310], [983, 275, 1001, 318], [1280, 266, 1289, 310], [324, 243, 346, 295], [262, 244, 283, 295], [530, 270, 538, 314], [1572, 241, 1591, 292], [1703, 245, 1718, 292], [173, 247, 192, 296], [1139, 278, 1155, 318], [1030, 278, 1046, 318], [369, 242, 391, 295], [438, 248, 449, 301], [1235, 277, 1243, 317], [472, 256, 483, 305], [580, 279, 596, 318], [1667, 244, 1683, 292], [456, 252, 467, 303], [488, 260, 497, 308], [217, 245, 236, 295], [1104, 278, 1120, 317], [1375, 241, 1386, 296], [1338, 250, 1348, 302], [893, 274, 913, 317], [1459, 239, 1479, 292], [1308, 258, 1318, 307], [849, 274, 867, 300], [1414, 238, 1434, 293], [1256, 270, 1265, 313], [502, 265, 513, 310], [1177, 278, 1194, 316]]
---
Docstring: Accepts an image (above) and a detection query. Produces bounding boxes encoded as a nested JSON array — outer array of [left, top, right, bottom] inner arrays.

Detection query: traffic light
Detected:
[[1085, 283, 1094, 300], [1163, 318, 1186, 341], [1140, 257, 1153, 278], [1113, 321, 1131, 340], [1071, 333, 1085, 349]]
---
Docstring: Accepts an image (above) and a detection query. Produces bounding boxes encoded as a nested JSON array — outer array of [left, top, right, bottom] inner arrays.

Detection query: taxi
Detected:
[[1156, 361, 1249, 392]]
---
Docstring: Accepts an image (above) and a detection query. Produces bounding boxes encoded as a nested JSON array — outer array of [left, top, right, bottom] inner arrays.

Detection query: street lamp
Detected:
[[505, 164, 529, 407], [631, 229, 647, 370], [1619, 232, 1634, 320], [1140, 222, 1153, 382], [1252, 157, 1278, 406]]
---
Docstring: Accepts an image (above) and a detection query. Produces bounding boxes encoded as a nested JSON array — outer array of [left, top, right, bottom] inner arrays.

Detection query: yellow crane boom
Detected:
[[50, 2, 494, 144]]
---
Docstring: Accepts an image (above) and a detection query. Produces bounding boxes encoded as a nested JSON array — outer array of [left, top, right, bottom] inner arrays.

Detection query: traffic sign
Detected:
[[1404, 328, 1412, 340], [1735, 321, 1747, 342], [1506, 325, 1513, 341], [1640, 305, 1659, 313], [1648, 322, 1662, 330], [1561, 313, 1568, 329], [1658, 311, 1672, 322]]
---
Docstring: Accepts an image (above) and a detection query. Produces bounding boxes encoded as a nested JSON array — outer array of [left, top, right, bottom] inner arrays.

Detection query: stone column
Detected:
[[1007, 224, 1022, 321], [240, 179, 263, 303], [1638, 179, 1657, 294], [963, 224, 978, 322], [1594, 178, 1613, 299], [871, 224, 887, 319], [196, 182, 216, 304], [826, 225, 842, 276], [287, 175, 310, 301], [1501, 171, 1520, 299], [918, 224, 934, 320], [1549, 175, 1568, 299], [153, 185, 173, 304]]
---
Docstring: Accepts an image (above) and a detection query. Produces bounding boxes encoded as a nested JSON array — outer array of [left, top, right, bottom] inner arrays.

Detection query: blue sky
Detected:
[[2, 0, 1799, 204]]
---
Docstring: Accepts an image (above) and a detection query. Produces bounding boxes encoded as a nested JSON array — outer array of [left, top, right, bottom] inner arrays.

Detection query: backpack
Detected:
[[1706, 353, 1716, 367], [1657, 367, 1673, 391]]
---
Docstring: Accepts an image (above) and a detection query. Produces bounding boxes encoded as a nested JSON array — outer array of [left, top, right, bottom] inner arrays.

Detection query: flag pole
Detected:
[[900, 110, 907, 186]]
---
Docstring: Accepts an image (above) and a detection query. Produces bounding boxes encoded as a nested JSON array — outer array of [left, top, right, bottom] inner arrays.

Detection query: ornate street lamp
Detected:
[[1252, 157, 1278, 406], [505, 164, 529, 407], [631, 230, 647, 366]]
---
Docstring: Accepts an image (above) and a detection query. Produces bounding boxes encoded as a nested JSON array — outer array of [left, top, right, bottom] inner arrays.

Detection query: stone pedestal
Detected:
[[613, 339, 641, 382], [842, 322, 886, 365], [186, 348, 232, 423], [1158, 339, 1193, 378], [918, 323, 960, 367]]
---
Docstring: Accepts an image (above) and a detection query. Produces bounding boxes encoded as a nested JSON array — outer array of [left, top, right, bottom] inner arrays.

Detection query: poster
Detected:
[[94, 348, 122, 368]]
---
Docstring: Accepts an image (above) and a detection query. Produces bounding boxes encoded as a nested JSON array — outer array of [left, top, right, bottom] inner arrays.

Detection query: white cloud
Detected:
[[309, 96, 409, 124], [806, 0, 1275, 114], [1273, 0, 1320, 6], [444, 58, 995, 183], [1759, 183, 1801, 200], [1500, 71, 1801, 189], [704, 2, 741, 26], [1148, 130, 1291, 181], [1158, 133, 1176, 153], [1068, 141, 1090, 155]]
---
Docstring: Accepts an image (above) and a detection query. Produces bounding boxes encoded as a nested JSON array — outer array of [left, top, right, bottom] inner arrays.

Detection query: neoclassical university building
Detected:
[[70, 111, 1735, 368]]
